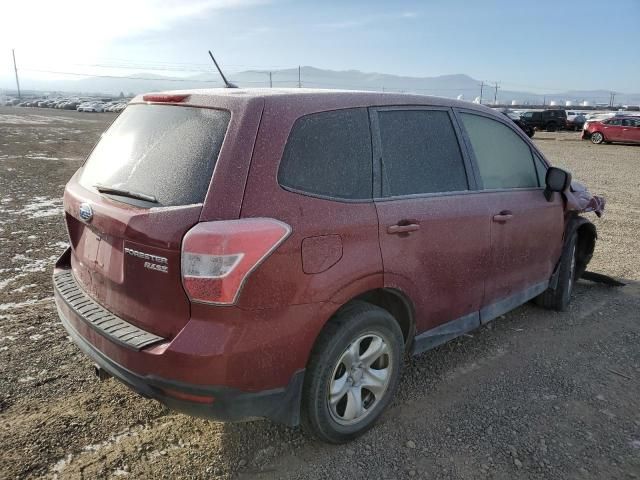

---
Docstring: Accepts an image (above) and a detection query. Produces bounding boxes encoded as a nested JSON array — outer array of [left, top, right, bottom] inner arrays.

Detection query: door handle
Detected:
[[387, 223, 420, 234], [492, 211, 513, 223]]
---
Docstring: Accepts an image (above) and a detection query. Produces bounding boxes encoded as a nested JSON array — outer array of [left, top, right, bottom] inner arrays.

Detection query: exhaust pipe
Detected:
[[94, 364, 112, 381]]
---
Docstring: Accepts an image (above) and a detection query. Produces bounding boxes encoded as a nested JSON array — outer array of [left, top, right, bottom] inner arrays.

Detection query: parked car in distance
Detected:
[[566, 111, 586, 131], [494, 107, 535, 137], [582, 116, 640, 144], [54, 89, 603, 443], [77, 102, 104, 112], [520, 109, 568, 132]]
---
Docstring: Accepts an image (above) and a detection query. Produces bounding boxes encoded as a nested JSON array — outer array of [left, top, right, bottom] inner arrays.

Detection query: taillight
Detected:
[[142, 93, 189, 103], [181, 218, 291, 305]]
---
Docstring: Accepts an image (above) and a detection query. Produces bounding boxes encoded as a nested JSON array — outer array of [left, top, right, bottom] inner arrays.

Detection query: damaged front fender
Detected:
[[565, 181, 605, 217]]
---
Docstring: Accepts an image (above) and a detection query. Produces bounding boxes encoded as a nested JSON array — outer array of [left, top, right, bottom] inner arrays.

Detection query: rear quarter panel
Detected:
[[237, 97, 384, 311]]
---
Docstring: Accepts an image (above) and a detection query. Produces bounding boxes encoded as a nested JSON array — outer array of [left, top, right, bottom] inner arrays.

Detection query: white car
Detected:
[[77, 102, 104, 113]]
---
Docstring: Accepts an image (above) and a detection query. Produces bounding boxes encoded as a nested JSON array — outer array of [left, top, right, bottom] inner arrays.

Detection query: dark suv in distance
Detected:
[[54, 89, 603, 443], [520, 109, 568, 132]]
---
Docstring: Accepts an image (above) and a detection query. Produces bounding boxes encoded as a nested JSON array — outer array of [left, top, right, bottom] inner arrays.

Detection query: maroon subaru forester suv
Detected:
[[54, 89, 604, 443]]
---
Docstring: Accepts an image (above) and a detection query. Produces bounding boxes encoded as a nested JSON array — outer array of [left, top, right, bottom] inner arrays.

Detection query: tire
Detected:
[[591, 131, 604, 144], [535, 234, 577, 312], [301, 301, 404, 443], [546, 122, 557, 132]]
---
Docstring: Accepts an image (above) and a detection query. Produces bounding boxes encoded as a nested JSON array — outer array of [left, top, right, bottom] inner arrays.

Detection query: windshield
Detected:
[[79, 104, 230, 207]]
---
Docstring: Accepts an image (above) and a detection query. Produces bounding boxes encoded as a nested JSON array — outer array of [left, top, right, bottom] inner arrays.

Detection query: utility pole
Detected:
[[493, 81, 500, 105], [12, 49, 21, 99], [298, 66, 301, 88], [479, 81, 485, 104], [269, 71, 272, 88]]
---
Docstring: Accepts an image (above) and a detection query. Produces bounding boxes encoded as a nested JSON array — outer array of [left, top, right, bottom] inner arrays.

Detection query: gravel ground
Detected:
[[0, 108, 639, 480]]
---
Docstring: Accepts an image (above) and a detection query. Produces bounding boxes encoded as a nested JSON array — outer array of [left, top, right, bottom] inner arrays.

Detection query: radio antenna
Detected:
[[208, 50, 237, 88]]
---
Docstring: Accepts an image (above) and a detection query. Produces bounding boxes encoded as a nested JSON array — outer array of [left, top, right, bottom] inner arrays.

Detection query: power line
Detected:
[[71, 58, 292, 70], [19, 68, 279, 85], [12, 64, 629, 103], [22, 69, 221, 83]]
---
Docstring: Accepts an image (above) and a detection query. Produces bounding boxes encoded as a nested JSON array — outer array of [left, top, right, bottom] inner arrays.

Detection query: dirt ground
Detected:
[[0, 107, 639, 480]]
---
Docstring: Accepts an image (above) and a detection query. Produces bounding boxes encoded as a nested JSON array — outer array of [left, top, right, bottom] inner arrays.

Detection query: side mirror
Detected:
[[544, 167, 571, 201]]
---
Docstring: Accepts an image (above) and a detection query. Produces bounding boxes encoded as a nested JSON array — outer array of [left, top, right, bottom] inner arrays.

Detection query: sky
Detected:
[[1, 0, 638, 93]]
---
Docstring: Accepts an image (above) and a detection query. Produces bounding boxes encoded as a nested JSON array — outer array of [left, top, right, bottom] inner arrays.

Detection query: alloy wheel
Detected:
[[327, 333, 392, 426]]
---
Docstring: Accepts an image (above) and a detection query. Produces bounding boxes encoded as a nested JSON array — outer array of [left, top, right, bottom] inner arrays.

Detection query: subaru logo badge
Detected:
[[79, 203, 93, 222]]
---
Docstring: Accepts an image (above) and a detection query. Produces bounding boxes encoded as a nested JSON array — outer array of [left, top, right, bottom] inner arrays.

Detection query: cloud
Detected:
[[316, 11, 420, 30], [1, 0, 268, 56], [0, 0, 269, 79]]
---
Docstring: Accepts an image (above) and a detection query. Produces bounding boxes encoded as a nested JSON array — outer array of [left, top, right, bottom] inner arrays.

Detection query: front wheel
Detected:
[[591, 131, 604, 144], [302, 301, 404, 443], [535, 234, 577, 311]]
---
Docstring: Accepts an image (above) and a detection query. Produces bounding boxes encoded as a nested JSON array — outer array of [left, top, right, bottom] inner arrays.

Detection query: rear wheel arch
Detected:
[[352, 288, 415, 349], [313, 287, 415, 360]]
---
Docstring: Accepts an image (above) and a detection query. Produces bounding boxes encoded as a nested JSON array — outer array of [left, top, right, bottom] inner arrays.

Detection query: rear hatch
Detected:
[[63, 103, 231, 338]]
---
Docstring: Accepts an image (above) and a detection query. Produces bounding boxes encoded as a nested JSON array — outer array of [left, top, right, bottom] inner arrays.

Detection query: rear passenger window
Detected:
[[278, 108, 372, 200], [460, 113, 538, 189], [377, 109, 468, 196]]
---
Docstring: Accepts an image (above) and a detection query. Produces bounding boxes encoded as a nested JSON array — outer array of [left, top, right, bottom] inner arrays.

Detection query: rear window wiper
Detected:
[[94, 184, 158, 203]]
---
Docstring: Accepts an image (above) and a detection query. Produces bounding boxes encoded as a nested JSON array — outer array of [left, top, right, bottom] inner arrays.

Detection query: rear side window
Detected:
[[460, 113, 538, 189], [79, 105, 230, 207], [377, 109, 468, 196], [278, 108, 372, 200]]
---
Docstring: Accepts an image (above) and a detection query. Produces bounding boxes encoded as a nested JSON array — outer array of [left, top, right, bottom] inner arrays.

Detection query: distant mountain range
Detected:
[[2, 67, 638, 106]]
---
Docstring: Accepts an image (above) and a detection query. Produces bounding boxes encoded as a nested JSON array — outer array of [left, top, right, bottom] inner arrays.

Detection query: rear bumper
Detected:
[[52, 248, 322, 426], [56, 301, 304, 425]]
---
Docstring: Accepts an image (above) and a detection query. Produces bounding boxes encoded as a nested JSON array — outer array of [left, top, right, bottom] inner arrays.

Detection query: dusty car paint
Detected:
[[54, 89, 604, 427]]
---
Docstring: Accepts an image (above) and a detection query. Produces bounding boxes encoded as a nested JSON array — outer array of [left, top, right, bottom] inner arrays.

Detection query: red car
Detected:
[[582, 116, 640, 144], [53, 90, 604, 443]]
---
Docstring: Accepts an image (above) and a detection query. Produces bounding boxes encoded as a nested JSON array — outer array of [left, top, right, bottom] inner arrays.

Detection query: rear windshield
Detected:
[[79, 104, 230, 207]]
